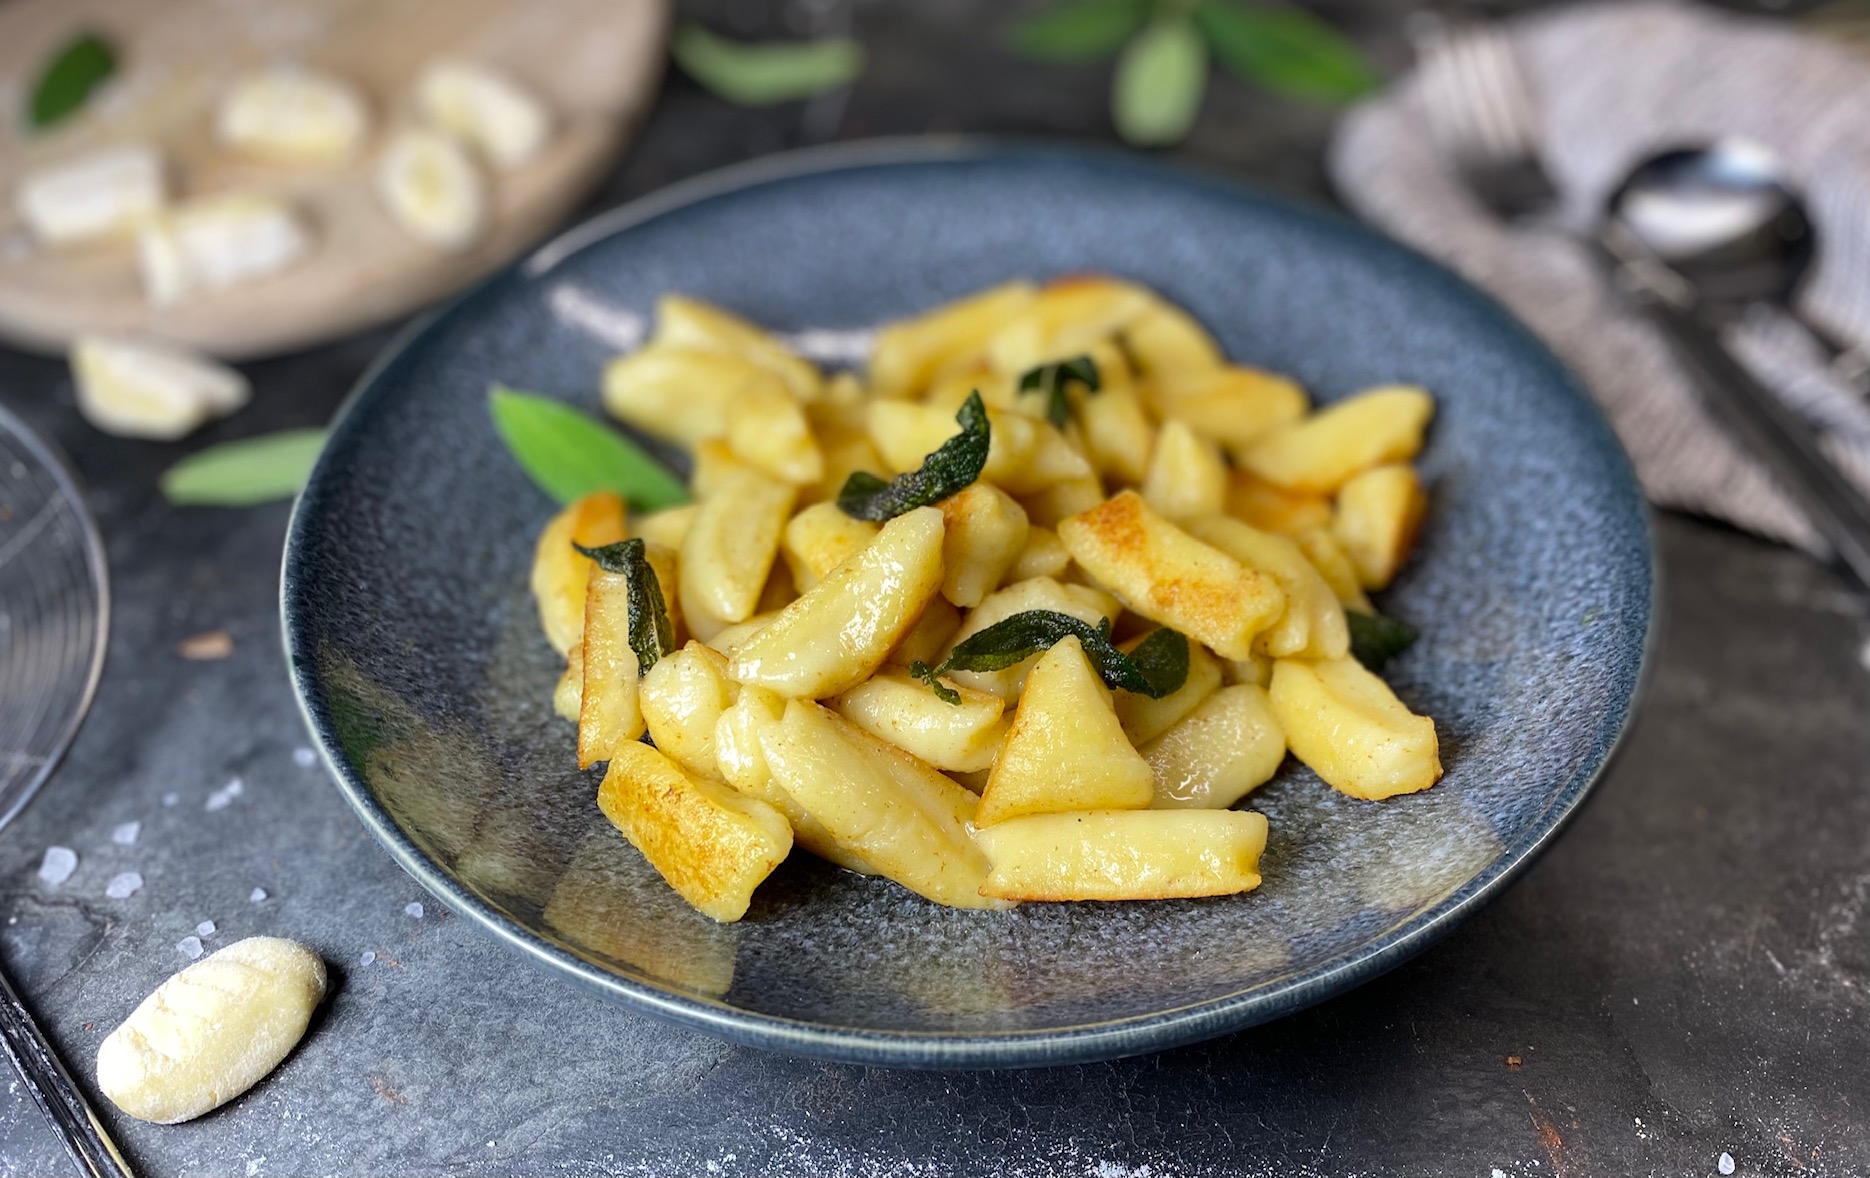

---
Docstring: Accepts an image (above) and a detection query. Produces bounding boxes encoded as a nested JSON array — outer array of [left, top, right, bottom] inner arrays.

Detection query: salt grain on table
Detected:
[[250, 887, 268, 903], [111, 821, 140, 846], [205, 778, 244, 811], [196, 920, 216, 937], [177, 935, 203, 959], [105, 872, 143, 899], [1719, 1153, 1736, 1175], [37, 846, 76, 885], [360, 950, 376, 966], [162, 792, 179, 807], [405, 902, 424, 919], [293, 747, 317, 768]]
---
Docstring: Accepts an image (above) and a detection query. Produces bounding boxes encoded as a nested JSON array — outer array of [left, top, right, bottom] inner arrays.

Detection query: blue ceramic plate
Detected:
[[283, 140, 1653, 1068]]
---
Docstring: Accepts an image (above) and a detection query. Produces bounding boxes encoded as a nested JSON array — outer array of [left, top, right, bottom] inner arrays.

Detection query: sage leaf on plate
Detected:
[[1347, 609, 1417, 671], [160, 429, 327, 506], [489, 385, 688, 511], [30, 31, 116, 131], [574, 539, 676, 674], [1193, 0, 1377, 103], [1017, 354, 1100, 429], [1006, 0, 1150, 61], [911, 610, 1189, 704], [672, 23, 866, 106], [1112, 15, 1208, 146], [838, 390, 991, 522]]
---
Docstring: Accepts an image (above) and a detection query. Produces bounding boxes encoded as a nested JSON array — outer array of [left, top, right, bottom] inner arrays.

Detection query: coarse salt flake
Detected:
[[1718, 1154, 1735, 1176], [111, 821, 141, 846], [38, 846, 77, 885], [162, 792, 180, 807], [293, 747, 316, 768], [196, 920, 216, 937], [177, 935, 203, 959], [404, 902, 423, 919], [359, 950, 375, 966], [205, 778, 244, 811], [105, 872, 143, 899], [250, 887, 268, 903]]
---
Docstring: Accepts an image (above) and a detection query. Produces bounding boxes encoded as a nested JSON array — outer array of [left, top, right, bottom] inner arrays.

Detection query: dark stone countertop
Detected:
[[2, 2, 1867, 1174]]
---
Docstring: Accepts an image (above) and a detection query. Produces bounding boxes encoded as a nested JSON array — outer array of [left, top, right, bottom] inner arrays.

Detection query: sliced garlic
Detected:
[[415, 62, 552, 169], [375, 129, 486, 251], [14, 145, 165, 246], [70, 336, 250, 440], [137, 194, 311, 305], [215, 68, 370, 164], [96, 936, 327, 1124]]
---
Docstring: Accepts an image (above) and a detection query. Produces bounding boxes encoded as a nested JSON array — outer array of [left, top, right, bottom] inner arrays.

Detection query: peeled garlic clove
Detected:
[[375, 129, 486, 251], [96, 936, 327, 1124], [15, 145, 166, 246], [137, 194, 311, 305], [216, 69, 370, 164], [415, 62, 552, 169], [71, 336, 250, 440]]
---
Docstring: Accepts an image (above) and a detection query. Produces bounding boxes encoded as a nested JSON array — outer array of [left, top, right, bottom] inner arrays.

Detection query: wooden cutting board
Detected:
[[0, 0, 668, 359]]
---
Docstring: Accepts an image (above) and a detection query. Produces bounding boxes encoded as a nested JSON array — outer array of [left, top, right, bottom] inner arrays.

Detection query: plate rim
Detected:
[[281, 136, 1659, 1069]]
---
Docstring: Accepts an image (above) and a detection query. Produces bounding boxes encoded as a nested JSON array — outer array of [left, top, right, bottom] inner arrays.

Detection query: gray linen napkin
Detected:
[[1329, 0, 1870, 554]]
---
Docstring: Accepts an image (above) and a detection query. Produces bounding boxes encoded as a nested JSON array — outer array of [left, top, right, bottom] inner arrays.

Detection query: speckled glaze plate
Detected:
[[282, 140, 1654, 1068]]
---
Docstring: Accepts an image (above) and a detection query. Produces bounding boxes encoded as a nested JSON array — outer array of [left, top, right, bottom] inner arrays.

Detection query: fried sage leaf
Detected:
[[911, 609, 1188, 704], [838, 390, 991, 521], [1346, 609, 1417, 672], [1017, 354, 1101, 428], [574, 539, 675, 675], [31, 31, 116, 131]]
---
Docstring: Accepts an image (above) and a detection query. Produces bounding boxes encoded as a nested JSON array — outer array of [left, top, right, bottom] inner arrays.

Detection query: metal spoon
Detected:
[[1602, 141, 1870, 587]]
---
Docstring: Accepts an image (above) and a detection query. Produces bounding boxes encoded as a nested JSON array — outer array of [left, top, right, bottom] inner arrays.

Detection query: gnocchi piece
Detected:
[[976, 809, 1268, 901], [1019, 475, 1106, 529], [782, 501, 880, 591], [554, 645, 584, 721], [937, 483, 1031, 608], [654, 294, 823, 403], [1224, 469, 1333, 538], [633, 504, 699, 552], [602, 347, 770, 446], [866, 401, 1092, 495], [703, 612, 776, 656], [1140, 419, 1227, 520], [1293, 529, 1374, 613], [976, 636, 1155, 826], [726, 375, 823, 485], [1076, 381, 1155, 485], [678, 458, 795, 630], [1121, 302, 1223, 383], [597, 741, 793, 922], [577, 567, 646, 767], [1056, 491, 1285, 661], [936, 576, 1119, 699], [640, 642, 737, 780], [713, 686, 873, 874], [1333, 463, 1428, 590], [530, 491, 627, 655], [759, 700, 1009, 908], [870, 281, 1039, 399], [729, 506, 946, 698], [1149, 366, 1308, 452], [97, 937, 327, 1124], [1241, 385, 1434, 492], [1143, 684, 1286, 809], [1113, 633, 1221, 746], [885, 596, 963, 669], [1269, 657, 1441, 800], [1009, 525, 1071, 583], [833, 669, 1009, 773], [1184, 515, 1348, 661], [807, 430, 890, 506], [986, 276, 1154, 374], [1222, 652, 1273, 688]]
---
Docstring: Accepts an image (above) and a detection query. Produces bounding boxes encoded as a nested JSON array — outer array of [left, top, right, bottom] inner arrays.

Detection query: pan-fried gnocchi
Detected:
[[524, 278, 1443, 921]]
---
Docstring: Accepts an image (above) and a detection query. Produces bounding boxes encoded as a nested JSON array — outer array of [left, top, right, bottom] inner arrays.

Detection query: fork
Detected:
[[1411, 15, 1560, 220]]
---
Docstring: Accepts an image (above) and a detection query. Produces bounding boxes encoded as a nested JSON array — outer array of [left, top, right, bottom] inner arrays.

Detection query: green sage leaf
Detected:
[[1346, 609, 1417, 671], [30, 31, 115, 131], [1017, 353, 1101, 428], [1111, 16, 1208, 146], [672, 23, 866, 106], [160, 429, 326, 506], [908, 660, 963, 706], [489, 385, 688, 510], [918, 609, 1189, 703], [1006, 0, 1150, 62], [1193, 0, 1377, 103], [838, 390, 991, 521], [575, 539, 676, 675]]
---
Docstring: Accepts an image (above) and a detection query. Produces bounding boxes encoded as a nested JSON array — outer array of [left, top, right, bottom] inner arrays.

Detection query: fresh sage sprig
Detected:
[[161, 428, 327, 506], [672, 23, 866, 106], [910, 610, 1188, 704], [1347, 609, 1417, 672], [838, 390, 991, 521], [1007, 0, 1377, 147], [574, 539, 676, 675], [1018, 354, 1100, 429], [490, 385, 688, 511], [29, 31, 116, 131]]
